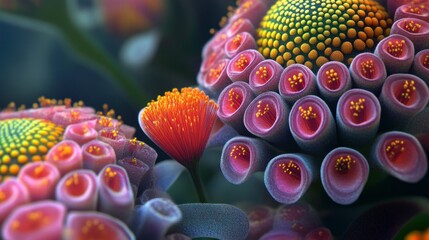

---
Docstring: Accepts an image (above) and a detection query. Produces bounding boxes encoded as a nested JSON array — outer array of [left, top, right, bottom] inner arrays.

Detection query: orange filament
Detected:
[[227, 89, 243, 109], [11, 211, 50, 231], [278, 161, 301, 180], [403, 19, 422, 33], [65, 173, 87, 196], [256, 66, 271, 83], [100, 129, 118, 140], [65, 173, 79, 187], [360, 60, 375, 79], [396, 80, 416, 104], [349, 98, 366, 123], [288, 72, 305, 91], [208, 62, 226, 80], [232, 34, 243, 49], [234, 54, 249, 71], [81, 219, 106, 235], [422, 54, 429, 68], [98, 116, 114, 128], [325, 69, 340, 90], [255, 100, 276, 122], [406, 5, 423, 14], [87, 145, 102, 156], [70, 110, 81, 121], [103, 167, 121, 192], [80, 124, 90, 135], [385, 139, 405, 161], [335, 155, 356, 174], [52, 144, 73, 161], [34, 164, 45, 176], [298, 106, 319, 132], [140, 87, 218, 163], [387, 40, 405, 58], [230, 145, 248, 159]]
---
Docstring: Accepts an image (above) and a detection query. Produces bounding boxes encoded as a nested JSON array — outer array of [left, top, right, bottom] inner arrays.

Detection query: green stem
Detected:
[[187, 162, 207, 203]]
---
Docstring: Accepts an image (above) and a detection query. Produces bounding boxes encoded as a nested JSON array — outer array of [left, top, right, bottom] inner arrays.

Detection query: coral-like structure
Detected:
[[198, 0, 429, 218], [0, 98, 172, 239], [257, 0, 392, 71]]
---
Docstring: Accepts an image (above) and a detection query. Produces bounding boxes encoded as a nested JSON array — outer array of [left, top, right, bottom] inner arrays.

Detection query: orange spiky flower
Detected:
[[139, 87, 219, 202]]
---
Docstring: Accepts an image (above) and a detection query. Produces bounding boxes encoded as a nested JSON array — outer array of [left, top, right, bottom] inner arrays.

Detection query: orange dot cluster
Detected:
[[0, 118, 64, 182], [256, 0, 392, 72]]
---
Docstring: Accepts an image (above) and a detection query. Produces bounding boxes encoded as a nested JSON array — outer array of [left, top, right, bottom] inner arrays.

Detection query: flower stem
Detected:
[[187, 162, 207, 203]]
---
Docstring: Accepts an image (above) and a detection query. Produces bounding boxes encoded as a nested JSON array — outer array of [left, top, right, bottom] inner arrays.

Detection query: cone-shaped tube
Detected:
[[264, 154, 315, 204], [370, 131, 428, 183], [55, 169, 98, 211], [320, 147, 369, 205], [289, 95, 336, 155], [97, 164, 134, 223], [336, 89, 381, 147], [394, 3, 429, 22], [374, 34, 415, 75], [221, 136, 279, 184], [391, 17, 429, 52], [0, 178, 30, 226], [2, 201, 66, 240], [227, 49, 264, 82], [64, 211, 135, 240], [224, 32, 257, 58], [379, 73, 429, 129], [249, 59, 283, 95], [279, 64, 317, 105], [132, 198, 182, 240], [349, 52, 387, 94], [316, 61, 352, 104], [243, 91, 295, 149], [217, 81, 256, 134], [412, 49, 429, 84]]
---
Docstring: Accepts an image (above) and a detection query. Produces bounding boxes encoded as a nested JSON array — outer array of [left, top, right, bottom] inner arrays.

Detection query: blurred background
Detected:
[[0, 0, 235, 138], [3, 2, 429, 238]]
